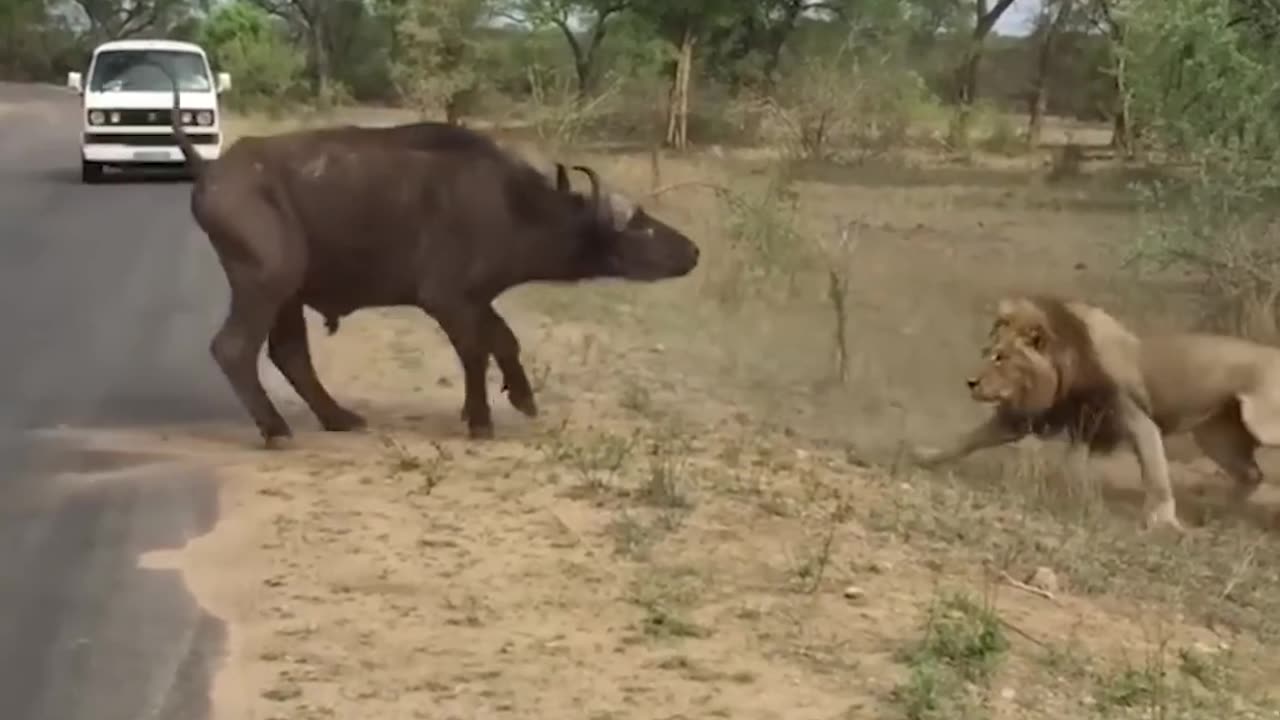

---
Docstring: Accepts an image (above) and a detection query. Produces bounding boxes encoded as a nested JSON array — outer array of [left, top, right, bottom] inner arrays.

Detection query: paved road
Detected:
[[0, 82, 241, 720]]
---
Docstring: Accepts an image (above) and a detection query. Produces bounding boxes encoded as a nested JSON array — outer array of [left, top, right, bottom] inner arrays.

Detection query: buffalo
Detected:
[[168, 83, 700, 446]]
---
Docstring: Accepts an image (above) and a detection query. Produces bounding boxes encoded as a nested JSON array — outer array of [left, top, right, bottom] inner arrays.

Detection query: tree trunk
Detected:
[[679, 34, 693, 149], [1109, 35, 1132, 156], [1027, 0, 1073, 149], [950, 0, 1018, 147], [665, 27, 695, 151], [309, 22, 329, 98]]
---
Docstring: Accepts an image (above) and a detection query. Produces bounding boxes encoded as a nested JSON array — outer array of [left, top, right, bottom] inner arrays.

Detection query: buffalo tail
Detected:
[[157, 61, 205, 178]]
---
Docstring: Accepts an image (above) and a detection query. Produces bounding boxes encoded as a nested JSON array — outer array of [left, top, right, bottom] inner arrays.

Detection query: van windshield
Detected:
[[88, 50, 211, 92]]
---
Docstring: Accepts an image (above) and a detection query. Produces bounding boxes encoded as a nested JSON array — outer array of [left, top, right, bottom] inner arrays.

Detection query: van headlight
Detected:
[[196, 110, 214, 126], [109, 111, 121, 124], [180, 111, 194, 125], [87, 110, 105, 125]]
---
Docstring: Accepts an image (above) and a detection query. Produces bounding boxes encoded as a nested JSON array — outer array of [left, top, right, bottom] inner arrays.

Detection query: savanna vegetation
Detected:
[[10, 1, 1280, 718]]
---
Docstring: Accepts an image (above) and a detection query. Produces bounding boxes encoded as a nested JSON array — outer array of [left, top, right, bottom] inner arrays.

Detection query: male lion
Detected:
[[913, 294, 1280, 532]]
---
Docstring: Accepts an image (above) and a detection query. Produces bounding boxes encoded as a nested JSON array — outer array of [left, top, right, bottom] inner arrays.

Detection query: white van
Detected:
[[67, 39, 231, 183]]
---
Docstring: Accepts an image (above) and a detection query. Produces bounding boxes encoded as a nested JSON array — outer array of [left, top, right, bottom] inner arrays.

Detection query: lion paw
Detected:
[[1142, 501, 1186, 535], [908, 445, 944, 468]]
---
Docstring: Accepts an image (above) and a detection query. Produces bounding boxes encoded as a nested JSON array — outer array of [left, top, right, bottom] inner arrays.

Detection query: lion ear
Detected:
[[1026, 326, 1047, 351]]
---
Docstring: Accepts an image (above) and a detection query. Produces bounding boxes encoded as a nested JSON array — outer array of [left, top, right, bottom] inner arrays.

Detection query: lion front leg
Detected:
[[912, 413, 1025, 468], [1061, 441, 1092, 499], [1120, 396, 1185, 533]]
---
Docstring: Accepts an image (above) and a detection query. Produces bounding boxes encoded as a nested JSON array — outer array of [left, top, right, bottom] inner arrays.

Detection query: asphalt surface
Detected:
[[0, 81, 242, 720]]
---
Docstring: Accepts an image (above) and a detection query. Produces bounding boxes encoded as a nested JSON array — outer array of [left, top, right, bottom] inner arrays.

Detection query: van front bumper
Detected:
[[81, 131, 221, 164]]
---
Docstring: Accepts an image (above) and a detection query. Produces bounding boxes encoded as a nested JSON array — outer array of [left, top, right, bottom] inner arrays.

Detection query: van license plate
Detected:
[[132, 150, 170, 161]]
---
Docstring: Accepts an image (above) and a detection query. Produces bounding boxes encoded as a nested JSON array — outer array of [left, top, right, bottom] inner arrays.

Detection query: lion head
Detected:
[[990, 296, 1054, 353], [967, 327, 1060, 415]]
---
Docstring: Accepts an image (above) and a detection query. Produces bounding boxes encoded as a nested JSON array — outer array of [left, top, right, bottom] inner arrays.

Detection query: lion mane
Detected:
[[984, 295, 1134, 453]]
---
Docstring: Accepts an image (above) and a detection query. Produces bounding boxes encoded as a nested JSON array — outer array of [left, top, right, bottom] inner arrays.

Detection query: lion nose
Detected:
[[966, 378, 978, 390]]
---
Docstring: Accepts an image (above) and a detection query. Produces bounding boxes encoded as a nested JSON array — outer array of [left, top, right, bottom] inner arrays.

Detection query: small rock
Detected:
[[869, 560, 893, 574], [842, 585, 866, 601], [1026, 566, 1060, 594], [1000, 687, 1016, 701], [262, 683, 302, 702]]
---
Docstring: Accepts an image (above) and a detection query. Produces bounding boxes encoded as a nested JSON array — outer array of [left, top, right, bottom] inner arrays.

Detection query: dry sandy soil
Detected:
[[82, 109, 1280, 719]]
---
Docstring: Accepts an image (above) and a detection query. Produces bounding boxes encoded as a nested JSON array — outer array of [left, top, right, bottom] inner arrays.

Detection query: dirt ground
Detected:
[[86, 111, 1280, 719]]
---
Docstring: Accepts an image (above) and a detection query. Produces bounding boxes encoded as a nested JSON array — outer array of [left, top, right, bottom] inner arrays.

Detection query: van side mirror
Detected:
[[216, 72, 232, 93], [67, 71, 82, 94]]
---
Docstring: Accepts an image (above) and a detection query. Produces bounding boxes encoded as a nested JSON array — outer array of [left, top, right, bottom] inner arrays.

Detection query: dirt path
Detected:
[[68, 295, 1272, 720]]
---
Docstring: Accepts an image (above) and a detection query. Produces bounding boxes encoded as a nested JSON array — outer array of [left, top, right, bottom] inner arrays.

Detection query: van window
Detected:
[[89, 50, 211, 93]]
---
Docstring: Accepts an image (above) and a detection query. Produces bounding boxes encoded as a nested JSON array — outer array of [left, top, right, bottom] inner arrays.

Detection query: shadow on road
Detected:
[[0, 435, 226, 720]]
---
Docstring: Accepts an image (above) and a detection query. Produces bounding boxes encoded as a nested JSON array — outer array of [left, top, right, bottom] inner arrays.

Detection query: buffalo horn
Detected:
[[554, 163, 570, 192], [572, 165, 602, 218]]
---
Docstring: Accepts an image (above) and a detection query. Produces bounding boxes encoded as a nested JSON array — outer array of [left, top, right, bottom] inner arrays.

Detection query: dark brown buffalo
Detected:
[[168, 86, 700, 446]]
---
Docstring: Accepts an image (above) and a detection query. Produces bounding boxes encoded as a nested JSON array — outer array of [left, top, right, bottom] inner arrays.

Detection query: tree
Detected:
[[1121, 0, 1280, 331], [628, 0, 739, 150], [1026, 0, 1077, 147], [65, 0, 201, 40], [389, 0, 495, 124], [499, 0, 629, 96], [199, 1, 303, 107], [250, 0, 350, 98], [736, 0, 848, 86], [949, 0, 1020, 145]]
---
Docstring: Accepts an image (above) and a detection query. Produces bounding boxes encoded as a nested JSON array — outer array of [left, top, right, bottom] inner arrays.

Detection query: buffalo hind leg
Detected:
[[484, 305, 537, 418], [211, 284, 292, 447], [431, 303, 495, 439], [268, 300, 367, 432]]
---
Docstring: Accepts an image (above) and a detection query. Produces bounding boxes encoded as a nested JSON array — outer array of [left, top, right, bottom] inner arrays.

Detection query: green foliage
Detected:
[[199, 1, 303, 109], [1121, 0, 1280, 333], [388, 0, 499, 121], [890, 590, 1009, 720]]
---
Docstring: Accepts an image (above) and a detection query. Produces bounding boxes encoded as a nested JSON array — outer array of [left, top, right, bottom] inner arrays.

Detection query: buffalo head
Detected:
[[555, 163, 700, 281]]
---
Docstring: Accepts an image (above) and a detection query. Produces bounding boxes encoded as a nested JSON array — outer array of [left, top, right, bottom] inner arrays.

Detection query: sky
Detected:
[[994, 0, 1045, 37]]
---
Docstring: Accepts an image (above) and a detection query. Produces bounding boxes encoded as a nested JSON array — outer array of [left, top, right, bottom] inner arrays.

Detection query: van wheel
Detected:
[[81, 161, 103, 184]]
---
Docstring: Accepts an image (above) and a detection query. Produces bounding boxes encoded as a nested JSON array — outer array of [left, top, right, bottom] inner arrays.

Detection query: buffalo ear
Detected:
[[555, 163, 570, 192]]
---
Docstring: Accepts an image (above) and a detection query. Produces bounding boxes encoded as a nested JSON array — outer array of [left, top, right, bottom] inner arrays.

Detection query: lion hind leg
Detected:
[[1192, 407, 1263, 501], [1238, 389, 1280, 446]]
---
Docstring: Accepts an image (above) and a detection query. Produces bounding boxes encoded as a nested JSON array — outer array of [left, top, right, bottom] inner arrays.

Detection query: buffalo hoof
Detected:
[[467, 422, 496, 440], [508, 391, 538, 418], [262, 433, 295, 451], [321, 408, 367, 432]]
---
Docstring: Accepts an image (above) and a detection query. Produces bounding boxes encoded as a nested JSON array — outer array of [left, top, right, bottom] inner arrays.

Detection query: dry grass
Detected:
[[116, 107, 1280, 719]]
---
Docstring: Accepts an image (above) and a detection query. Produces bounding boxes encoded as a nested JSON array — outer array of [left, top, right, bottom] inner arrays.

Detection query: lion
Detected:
[[912, 294, 1280, 533]]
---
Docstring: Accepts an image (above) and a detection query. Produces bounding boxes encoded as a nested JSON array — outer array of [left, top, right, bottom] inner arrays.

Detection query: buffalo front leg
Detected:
[[267, 300, 367, 432], [432, 303, 495, 439], [1120, 396, 1184, 533], [211, 286, 292, 447], [911, 413, 1026, 468], [483, 305, 537, 418]]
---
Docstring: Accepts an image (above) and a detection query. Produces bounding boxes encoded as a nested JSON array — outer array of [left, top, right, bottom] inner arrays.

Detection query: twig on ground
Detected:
[[999, 570, 1058, 603], [1000, 617, 1050, 649], [1220, 535, 1264, 600]]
